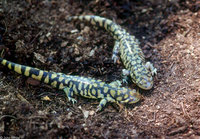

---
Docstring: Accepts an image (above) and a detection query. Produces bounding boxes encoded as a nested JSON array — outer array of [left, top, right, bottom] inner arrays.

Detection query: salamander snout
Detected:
[[137, 76, 153, 90]]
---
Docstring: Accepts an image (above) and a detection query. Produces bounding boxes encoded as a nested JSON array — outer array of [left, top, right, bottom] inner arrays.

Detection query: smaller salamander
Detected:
[[67, 15, 157, 90], [0, 58, 140, 111]]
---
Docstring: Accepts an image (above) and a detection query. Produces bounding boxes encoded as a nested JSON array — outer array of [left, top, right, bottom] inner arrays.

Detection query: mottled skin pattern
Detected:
[[67, 15, 157, 90], [0, 58, 140, 111]]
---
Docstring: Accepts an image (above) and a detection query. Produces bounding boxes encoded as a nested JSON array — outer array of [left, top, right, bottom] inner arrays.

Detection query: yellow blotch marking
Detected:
[[110, 26, 116, 32], [69, 82, 73, 88], [80, 90, 84, 96], [90, 79, 96, 83], [84, 83, 88, 89], [79, 16, 84, 20], [99, 20, 103, 27], [2, 59, 7, 65], [124, 94, 129, 99], [93, 83, 98, 88], [117, 96, 122, 101], [73, 78, 77, 81], [138, 67, 142, 72], [104, 20, 112, 31], [126, 56, 131, 61], [104, 21, 108, 30], [117, 90, 121, 96], [32, 71, 44, 80], [94, 17, 102, 25], [73, 85, 77, 93], [78, 83, 82, 90], [97, 90, 101, 98], [24, 67, 31, 76], [65, 80, 69, 84], [107, 93, 110, 97], [89, 84, 93, 89], [51, 81, 57, 88], [44, 75, 49, 84], [91, 17, 96, 25], [58, 77, 64, 82], [113, 29, 119, 36], [99, 82, 104, 87], [126, 61, 131, 67], [59, 83, 64, 89], [87, 89, 91, 96], [95, 17, 101, 22], [84, 89, 88, 96], [8, 63, 12, 69], [123, 98, 129, 103], [51, 74, 57, 79], [14, 65, 22, 74], [104, 87, 109, 93], [125, 41, 133, 54], [84, 16, 91, 21], [110, 90, 116, 98], [92, 89, 96, 95]]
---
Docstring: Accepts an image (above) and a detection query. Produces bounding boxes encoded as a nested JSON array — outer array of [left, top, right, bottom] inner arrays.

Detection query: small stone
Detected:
[[71, 29, 79, 33], [61, 41, 68, 47]]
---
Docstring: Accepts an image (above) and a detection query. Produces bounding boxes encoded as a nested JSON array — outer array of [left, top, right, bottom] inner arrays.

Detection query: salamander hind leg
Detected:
[[96, 97, 115, 112], [122, 69, 130, 76], [121, 69, 131, 84], [63, 87, 77, 104], [112, 40, 120, 64], [109, 80, 122, 87], [145, 62, 157, 76]]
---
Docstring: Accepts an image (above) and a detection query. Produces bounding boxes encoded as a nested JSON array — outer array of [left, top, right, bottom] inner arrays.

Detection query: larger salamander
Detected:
[[0, 58, 140, 111]]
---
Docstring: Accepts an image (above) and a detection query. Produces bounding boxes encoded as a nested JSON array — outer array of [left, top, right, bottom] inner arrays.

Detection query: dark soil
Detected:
[[0, 0, 200, 138]]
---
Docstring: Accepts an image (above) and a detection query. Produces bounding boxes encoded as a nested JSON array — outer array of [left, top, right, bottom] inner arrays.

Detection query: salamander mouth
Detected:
[[127, 92, 141, 104], [136, 78, 153, 90], [138, 81, 153, 90]]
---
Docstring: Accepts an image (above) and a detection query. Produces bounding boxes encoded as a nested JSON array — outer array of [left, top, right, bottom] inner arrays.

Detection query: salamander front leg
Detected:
[[96, 97, 115, 112], [145, 62, 157, 76], [63, 87, 77, 104], [112, 40, 120, 64], [122, 69, 131, 84], [109, 80, 122, 87]]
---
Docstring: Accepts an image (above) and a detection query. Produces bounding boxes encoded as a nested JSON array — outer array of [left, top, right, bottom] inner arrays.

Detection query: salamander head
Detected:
[[136, 75, 153, 90], [131, 72, 153, 90], [119, 88, 141, 104]]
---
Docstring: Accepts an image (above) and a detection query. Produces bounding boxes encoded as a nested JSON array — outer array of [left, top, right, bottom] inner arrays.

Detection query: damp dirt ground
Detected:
[[0, 0, 200, 138]]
